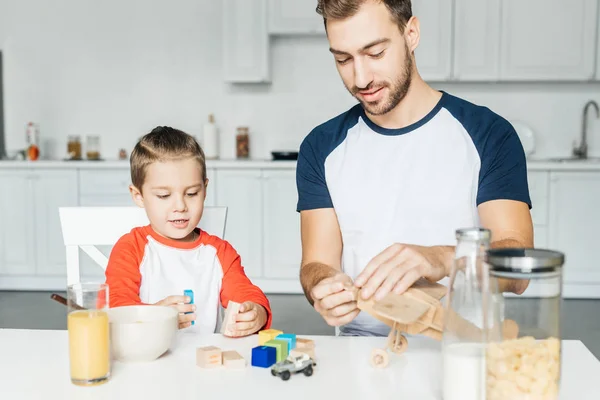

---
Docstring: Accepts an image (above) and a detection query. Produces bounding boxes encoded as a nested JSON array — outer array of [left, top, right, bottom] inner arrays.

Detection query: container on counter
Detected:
[[236, 127, 249, 159], [67, 136, 82, 160], [86, 136, 101, 160]]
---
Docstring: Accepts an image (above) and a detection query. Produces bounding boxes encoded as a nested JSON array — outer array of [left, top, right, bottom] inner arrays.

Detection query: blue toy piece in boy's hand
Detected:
[[184, 289, 194, 325]]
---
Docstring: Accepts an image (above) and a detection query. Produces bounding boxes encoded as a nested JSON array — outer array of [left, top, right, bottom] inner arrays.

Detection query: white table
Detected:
[[1, 329, 599, 400]]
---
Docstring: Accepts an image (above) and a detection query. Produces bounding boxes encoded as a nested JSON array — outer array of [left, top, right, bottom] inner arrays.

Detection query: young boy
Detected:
[[105, 126, 271, 336]]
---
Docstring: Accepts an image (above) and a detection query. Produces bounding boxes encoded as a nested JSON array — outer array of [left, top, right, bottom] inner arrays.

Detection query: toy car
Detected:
[[270, 353, 316, 381]]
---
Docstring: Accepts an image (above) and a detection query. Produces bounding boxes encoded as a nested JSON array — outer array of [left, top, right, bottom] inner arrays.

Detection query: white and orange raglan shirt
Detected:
[[105, 225, 272, 334]]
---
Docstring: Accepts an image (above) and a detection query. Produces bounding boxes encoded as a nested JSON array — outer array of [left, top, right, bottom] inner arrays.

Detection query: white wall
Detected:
[[1, 0, 599, 161]]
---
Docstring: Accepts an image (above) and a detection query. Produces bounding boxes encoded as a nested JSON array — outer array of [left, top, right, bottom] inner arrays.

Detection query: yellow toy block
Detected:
[[258, 329, 283, 345]]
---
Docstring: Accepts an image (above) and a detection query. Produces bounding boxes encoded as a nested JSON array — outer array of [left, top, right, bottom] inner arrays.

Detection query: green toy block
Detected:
[[264, 339, 288, 362]]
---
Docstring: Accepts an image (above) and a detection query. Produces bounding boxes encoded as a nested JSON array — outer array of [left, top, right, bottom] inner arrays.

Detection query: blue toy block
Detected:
[[184, 289, 194, 325], [275, 333, 297, 352], [251, 346, 277, 368]]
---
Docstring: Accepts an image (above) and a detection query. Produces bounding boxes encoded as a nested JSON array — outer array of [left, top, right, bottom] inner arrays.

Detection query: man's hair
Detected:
[[316, 0, 412, 32], [130, 126, 206, 190]]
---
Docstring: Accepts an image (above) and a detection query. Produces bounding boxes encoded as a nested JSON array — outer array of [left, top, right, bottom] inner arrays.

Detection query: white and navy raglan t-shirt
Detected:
[[296, 91, 531, 337]]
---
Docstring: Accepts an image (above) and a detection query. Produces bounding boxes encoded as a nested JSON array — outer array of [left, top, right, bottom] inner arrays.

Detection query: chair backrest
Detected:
[[59, 206, 228, 286]]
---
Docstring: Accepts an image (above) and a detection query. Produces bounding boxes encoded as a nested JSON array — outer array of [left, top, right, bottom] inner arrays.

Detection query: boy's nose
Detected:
[[173, 196, 187, 212]]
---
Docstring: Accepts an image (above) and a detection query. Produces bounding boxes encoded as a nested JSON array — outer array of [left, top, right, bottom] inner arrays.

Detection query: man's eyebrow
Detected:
[[329, 38, 390, 56]]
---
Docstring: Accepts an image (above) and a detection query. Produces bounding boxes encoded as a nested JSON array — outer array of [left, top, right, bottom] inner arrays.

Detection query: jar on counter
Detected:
[[67, 136, 82, 160], [86, 135, 101, 160], [484, 248, 564, 400], [236, 127, 249, 159]]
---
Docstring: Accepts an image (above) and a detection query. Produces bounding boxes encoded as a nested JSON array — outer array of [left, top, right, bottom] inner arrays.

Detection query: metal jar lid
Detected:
[[485, 248, 565, 274], [455, 227, 491, 241]]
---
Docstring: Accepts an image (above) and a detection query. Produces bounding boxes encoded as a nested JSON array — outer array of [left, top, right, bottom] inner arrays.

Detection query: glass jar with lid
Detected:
[[484, 248, 564, 400], [86, 135, 101, 160]]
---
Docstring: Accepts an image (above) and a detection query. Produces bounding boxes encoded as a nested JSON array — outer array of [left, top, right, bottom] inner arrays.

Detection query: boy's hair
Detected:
[[130, 126, 206, 190], [316, 0, 412, 33]]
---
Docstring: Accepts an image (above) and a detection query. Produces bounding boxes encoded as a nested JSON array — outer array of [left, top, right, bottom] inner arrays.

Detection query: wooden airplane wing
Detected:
[[409, 278, 448, 300], [371, 293, 431, 324]]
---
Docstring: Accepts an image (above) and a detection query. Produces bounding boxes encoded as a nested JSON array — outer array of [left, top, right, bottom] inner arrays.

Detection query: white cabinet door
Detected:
[[262, 170, 301, 279], [33, 170, 78, 276], [597, 19, 600, 80], [223, 0, 270, 83], [215, 169, 263, 278], [412, 0, 453, 81], [548, 172, 600, 286], [500, 0, 598, 81], [0, 171, 35, 275], [267, 0, 324, 35], [453, 0, 501, 81]]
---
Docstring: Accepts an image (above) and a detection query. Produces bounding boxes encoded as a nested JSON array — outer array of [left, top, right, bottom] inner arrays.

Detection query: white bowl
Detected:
[[108, 305, 178, 363]]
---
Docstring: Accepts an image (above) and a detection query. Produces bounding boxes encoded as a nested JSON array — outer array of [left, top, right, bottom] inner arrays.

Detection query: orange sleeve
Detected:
[[217, 240, 272, 330], [105, 230, 147, 307]]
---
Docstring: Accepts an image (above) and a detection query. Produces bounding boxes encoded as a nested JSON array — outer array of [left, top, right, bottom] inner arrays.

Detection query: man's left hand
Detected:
[[353, 244, 452, 301]]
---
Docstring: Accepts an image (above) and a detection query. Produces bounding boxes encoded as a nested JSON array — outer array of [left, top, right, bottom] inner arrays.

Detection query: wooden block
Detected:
[[296, 338, 315, 349], [291, 347, 315, 360], [222, 350, 246, 369], [220, 301, 241, 336], [258, 329, 283, 345], [264, 339, 288, 362], [196, 346, 222, 368]]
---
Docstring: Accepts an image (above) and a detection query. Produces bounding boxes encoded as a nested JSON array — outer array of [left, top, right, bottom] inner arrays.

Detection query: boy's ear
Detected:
[[129, 184, 145, 208]]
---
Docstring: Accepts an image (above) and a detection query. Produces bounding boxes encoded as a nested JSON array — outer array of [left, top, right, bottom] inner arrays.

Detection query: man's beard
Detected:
[[348, 45, 413, 116]]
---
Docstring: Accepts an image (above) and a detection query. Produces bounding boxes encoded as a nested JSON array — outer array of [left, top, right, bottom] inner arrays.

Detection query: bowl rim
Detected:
[[108, 305, 178, 325]]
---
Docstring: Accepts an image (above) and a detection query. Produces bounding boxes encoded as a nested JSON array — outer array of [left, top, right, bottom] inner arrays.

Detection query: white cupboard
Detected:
[[412, 0, 453, 81], [548, 172, 600, 296], [499, 0, 598, 81], [453, 0, 501, 81], [222, 0, 270, 83], [267, 0, 324, 35]]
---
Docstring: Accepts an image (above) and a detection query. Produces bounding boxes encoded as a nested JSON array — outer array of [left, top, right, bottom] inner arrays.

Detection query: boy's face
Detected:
[[130, 157, 207, 241]]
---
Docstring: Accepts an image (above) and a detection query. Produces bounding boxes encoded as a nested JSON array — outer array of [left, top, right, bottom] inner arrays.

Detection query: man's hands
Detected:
[[310, 272, 359, 327], [154, 295, 196, 329], [354, 244, 453, 302]]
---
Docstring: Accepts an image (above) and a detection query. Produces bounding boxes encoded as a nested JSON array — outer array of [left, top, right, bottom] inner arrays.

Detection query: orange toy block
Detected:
[[220, 301, 241, 336], [196, 346, 222, 368], [222, 350, 246, 369]]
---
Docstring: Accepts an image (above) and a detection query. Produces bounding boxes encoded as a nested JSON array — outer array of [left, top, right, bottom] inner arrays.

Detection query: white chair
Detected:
[[59, 206, 228, 286]]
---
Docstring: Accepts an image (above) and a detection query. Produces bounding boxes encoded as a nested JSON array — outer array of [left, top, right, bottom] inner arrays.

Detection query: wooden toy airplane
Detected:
[[349, 279, 519, 368]]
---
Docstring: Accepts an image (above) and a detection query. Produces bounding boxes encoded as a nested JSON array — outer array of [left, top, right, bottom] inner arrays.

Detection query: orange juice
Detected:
[[67, 310, 110, 386]]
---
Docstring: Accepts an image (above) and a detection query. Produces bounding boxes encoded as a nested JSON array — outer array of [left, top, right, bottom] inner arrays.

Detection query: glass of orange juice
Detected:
[[67, 283, 110, 386]]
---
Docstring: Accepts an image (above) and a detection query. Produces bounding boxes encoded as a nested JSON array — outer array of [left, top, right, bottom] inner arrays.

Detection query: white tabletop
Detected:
[[1, 329, 598, 400]]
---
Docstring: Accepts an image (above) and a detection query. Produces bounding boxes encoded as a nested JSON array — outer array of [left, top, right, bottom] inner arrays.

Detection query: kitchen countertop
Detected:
[[1, 158, 600, 170]]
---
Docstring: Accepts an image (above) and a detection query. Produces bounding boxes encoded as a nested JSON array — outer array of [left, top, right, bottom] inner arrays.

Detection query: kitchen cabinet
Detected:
[[596, 17, 600, 80], [453, 0, 501, 81], [262, 170, 301, 279], [548, 172, 600, 295], [499, 0, 598, 81], [0, 170, 77, 278], [0, 171, 36, 276], [412, 0, 453, 81], [222, 0, 270, 83], [215, 169, 263, 279], [267, 0, 324, 35]]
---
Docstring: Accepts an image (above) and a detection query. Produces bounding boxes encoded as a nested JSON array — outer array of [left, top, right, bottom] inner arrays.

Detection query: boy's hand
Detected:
[[225, 301, 267, 337], [154, 295, 196, 329]]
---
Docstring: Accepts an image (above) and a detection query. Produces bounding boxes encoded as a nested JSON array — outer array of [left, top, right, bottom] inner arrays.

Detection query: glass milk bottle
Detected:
[[442, 228, 491, 400], [484, 248, 564, 400]]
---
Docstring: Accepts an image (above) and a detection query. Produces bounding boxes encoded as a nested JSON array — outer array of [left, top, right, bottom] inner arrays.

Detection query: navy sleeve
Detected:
[[296, 131, 333, 212], [477, 120, 532, 208]]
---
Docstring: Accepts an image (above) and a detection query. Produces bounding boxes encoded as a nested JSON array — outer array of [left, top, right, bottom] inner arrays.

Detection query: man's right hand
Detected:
[[311, 273, 360, 327], [154, 295, 196, 329]]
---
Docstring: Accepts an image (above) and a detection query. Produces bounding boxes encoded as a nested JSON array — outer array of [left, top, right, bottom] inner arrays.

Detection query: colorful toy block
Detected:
[[220, 300, 241, 336], [251, 346, 277, 368], [264, 339, 289, 362], [196, 346, 222, 368], [184, 289, 194, 325], [258, 328, 283, 345], [275, 333, 297, 352], [296, 338, 315, 349], [222, 350, 246, 369]]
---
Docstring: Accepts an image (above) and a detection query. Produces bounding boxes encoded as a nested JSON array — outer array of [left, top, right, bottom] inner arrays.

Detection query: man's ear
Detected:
[[404, 16, 420, 54], [130, 184, 145, 208]]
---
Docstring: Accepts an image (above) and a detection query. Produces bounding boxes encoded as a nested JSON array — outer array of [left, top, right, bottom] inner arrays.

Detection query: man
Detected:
[[296, 0, 534, 337]]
